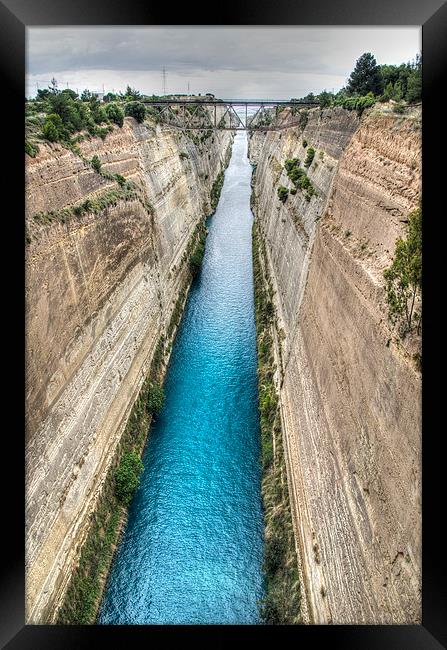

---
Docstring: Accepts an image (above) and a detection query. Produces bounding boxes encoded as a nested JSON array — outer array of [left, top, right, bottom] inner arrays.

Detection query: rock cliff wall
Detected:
[[25, 116, 232, 622], [249, 104, 421, 624]]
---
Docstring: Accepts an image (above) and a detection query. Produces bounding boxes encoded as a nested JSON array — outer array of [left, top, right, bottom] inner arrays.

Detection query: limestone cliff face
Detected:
[[25, 117, 233, 623], [249, 105, 421, 624]]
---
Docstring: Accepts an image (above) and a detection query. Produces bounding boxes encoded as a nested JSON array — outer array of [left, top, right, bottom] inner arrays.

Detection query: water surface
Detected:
[[99, 131, 263, 624]]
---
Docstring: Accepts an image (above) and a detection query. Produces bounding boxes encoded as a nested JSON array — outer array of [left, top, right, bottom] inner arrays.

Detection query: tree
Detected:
[[124, 101, 146, 123], [103, 92, 118, 103], [347, 52, 382, 96], [61, 88, 78, 100], [405, 54, 422, 103], [42, 113, 65, 142], [318, 90, 333, 108], [124, 85, 141, 100], [383, 206, 422, 337], [36, 88, 51, 100], [105, 102, 124, 127], [81, 89, 92, 102], [47, 91, 86, 133], [49, 77, 59, 94], [382, 81, 395, 101]]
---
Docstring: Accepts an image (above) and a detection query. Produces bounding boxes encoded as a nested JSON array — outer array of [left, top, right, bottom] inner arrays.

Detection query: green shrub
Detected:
[[91, 155, 101, 172], [42, 113, 65, 142], [304, 147, 315, 168], [284, 158, 309, 189], [334, 92, 376, 116], [105, 102, 124, 127], [115, 174, 126, 187], [97, 126, 113, 140], [277, 186, 289, 203], [114, 451, 144, 506], [147, 383, 165, 414], [265, 536, 287, 575], [302, 139, 308, 148], [284, 158, 300, 174], [383, 206, 421, 337], [297, 174, 311, 191], [179, 151, 189, 159], [124, 101, 146, 123], [25, 140, 38, 157], [290, 188, 297, 195], [189, 232, 207, 275], [93, 106, 108, 125], [393, 102, 405, 114], [210, 171, 225, 212]]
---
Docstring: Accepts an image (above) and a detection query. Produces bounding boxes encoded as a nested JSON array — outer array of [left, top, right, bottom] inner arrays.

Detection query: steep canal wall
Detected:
[[249, 104, 421, 624], [25, 116, 233, 623]]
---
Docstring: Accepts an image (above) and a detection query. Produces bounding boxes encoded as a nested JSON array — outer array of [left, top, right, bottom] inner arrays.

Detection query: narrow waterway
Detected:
[[99, 131, 264, 625]]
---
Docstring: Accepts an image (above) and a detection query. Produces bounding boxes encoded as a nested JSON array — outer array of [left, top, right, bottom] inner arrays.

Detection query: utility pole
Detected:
[[162, 67, 167, 96], [188, 80, 190, 95]]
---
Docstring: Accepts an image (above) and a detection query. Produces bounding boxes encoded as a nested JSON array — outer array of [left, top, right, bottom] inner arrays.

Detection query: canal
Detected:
[[99, 130, 264, 624]]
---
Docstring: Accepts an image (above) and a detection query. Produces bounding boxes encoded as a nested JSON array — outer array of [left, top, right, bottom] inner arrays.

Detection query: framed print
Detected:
[[1, 0, 446, 646]]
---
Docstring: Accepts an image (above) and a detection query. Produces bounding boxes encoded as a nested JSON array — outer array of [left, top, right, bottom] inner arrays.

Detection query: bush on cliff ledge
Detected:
[[384, 206, 422, 337], [105, 102, 125, 127], [114, 451, 144, 506], [277, 186, 289, 203], [147, 383, 165, 414], [124, 101, 146, 123]]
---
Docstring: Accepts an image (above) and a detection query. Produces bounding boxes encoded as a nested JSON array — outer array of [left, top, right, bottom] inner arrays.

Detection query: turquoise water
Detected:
[[99, 131, 263, 625]]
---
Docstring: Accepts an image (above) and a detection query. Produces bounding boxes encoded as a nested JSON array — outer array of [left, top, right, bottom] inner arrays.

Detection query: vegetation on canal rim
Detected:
[[292, 51, 421, 114], [252, 223, 301, 625]]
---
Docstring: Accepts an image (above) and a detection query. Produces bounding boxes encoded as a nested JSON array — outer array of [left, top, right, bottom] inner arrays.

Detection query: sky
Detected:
[[26, 26, 421, 99]]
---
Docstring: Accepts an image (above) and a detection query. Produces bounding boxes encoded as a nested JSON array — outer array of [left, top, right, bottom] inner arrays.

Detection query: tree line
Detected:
[[292, 51, 421, 112]]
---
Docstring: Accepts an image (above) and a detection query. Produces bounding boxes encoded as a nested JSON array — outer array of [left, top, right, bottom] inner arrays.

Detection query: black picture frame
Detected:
[[2, 0, 445, 647]]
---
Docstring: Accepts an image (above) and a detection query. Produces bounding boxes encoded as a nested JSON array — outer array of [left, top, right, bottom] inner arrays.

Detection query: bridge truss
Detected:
[[141, 100, 319, 131]]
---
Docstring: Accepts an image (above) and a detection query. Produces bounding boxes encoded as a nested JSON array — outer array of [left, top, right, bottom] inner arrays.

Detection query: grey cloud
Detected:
[[26, 26, 420, 97]]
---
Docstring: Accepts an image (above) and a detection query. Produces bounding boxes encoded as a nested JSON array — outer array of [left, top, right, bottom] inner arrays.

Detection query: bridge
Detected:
[[141, 99, 319, 131]]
